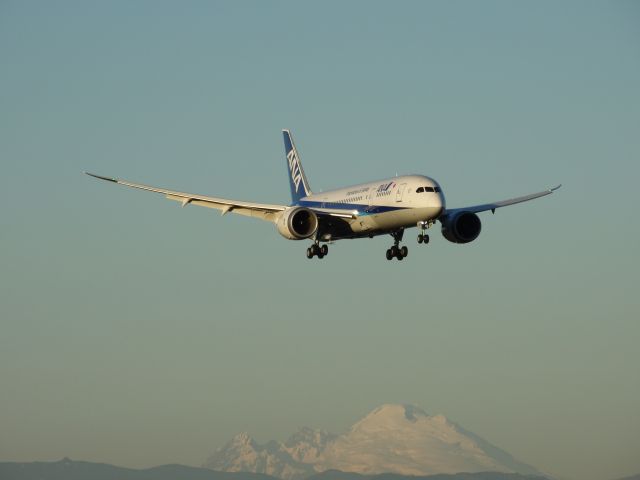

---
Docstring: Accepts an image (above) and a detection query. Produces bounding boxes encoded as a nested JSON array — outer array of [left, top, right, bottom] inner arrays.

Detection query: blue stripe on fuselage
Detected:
[[295, 200, 407, 215]]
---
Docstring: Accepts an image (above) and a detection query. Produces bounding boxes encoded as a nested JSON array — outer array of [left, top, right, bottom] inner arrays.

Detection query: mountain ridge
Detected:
[[309, 471, 547, 480], [0, 460, 551, 480]]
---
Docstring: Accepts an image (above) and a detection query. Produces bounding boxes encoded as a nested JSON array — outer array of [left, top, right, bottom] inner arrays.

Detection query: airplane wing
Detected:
[[86, 172, 287, 222], [86, 172, 358, 222], [444, 184, 562, 217]]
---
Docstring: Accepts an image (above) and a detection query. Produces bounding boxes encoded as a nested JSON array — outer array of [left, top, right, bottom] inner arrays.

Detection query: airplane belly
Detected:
[[350, 215, 377, 233], [370, 207, 440, 230]]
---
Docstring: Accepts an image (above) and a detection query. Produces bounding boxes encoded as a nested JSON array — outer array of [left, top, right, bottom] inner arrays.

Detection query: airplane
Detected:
[[86, 129, 561, 261]]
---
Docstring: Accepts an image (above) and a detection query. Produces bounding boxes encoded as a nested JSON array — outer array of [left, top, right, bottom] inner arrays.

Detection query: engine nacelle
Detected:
[[441, 211, 482, 244], [276, 207, 319, 240]]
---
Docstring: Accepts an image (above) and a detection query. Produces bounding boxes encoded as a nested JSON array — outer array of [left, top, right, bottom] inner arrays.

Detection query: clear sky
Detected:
[[1, 2, 639, 480]]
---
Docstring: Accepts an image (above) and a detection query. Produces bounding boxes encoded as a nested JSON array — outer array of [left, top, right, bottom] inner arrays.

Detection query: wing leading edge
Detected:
[[444, 184, 562, 217]]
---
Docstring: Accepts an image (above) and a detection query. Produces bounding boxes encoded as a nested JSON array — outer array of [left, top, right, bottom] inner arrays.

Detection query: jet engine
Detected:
[[441, 211, 481, 244], [276, 207, 319, 240]]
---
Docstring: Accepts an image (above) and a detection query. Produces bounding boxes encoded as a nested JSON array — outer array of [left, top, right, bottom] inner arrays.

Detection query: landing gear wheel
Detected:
[[423, 234, 430, 244], [387, 229, 407, 261], [307, 243, 328, 259], [418, 234, 423, 244]]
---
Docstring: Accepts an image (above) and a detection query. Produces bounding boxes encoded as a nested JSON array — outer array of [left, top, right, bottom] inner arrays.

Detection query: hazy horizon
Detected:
[[1, 2, 639, 480]]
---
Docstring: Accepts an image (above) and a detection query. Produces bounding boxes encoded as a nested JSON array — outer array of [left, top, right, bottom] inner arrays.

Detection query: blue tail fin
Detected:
[[283, 129, 312, 203]]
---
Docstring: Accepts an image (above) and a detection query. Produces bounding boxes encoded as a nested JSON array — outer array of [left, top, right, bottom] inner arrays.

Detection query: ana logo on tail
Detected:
[[287, 148, 303, 193]]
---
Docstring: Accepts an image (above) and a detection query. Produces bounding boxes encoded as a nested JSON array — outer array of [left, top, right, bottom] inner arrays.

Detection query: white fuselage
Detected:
[[296, 175, 445, 238]]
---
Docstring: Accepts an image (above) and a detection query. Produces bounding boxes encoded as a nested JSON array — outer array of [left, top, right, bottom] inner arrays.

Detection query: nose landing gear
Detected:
[[386, 229, 407, 261], [417, 220, 434, 245]]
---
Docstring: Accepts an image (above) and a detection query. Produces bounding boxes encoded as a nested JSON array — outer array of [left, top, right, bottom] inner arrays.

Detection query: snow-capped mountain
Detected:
[[314, 404, 539, 476], [283, 427, 338, 464], [203, 404, 542, 480], [203, 428, 336, 480]]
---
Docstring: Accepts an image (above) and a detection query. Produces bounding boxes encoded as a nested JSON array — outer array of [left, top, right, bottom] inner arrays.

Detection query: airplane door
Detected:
[[364, 187, 376, 213], [396, 183, 407, 202]]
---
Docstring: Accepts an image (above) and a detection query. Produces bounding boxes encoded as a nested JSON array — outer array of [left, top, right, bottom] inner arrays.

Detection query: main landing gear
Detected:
[[386, 229, 408, 261], [306, 241, 328, 259]]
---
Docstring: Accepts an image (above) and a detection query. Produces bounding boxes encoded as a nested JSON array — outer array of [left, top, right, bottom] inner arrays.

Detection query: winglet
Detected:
[[550, 184, 562, 192], [85, 172, 118, 183]]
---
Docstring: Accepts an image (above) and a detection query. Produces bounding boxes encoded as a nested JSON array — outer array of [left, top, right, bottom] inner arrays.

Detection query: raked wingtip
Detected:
[[85, 172, 118, 183]]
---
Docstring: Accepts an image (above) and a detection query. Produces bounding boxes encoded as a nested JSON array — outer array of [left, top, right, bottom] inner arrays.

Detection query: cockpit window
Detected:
[[424, 186, 435, 192], [434, 186, 441, 193], [416, 187, 424, 193]]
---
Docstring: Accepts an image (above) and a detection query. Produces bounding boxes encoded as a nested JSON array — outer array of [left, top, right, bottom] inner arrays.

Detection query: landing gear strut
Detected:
[[386, 229, 407, 261], [306, 240, 328, 259], [417, 220, 433, 245]]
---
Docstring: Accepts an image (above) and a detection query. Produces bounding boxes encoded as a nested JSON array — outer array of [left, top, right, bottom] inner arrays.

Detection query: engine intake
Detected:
[[441, 211, 481, 244], [276, 207, 319, 240]]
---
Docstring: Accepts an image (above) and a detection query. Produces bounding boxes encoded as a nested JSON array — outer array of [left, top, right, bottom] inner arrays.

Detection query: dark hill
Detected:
[[0, 459, 277, 480], [0, 460, 554, 480], [307, 471, 549, 480]]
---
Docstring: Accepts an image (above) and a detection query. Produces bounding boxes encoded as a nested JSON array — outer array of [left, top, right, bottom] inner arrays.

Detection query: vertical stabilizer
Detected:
[[283, 129, 312, 203]]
